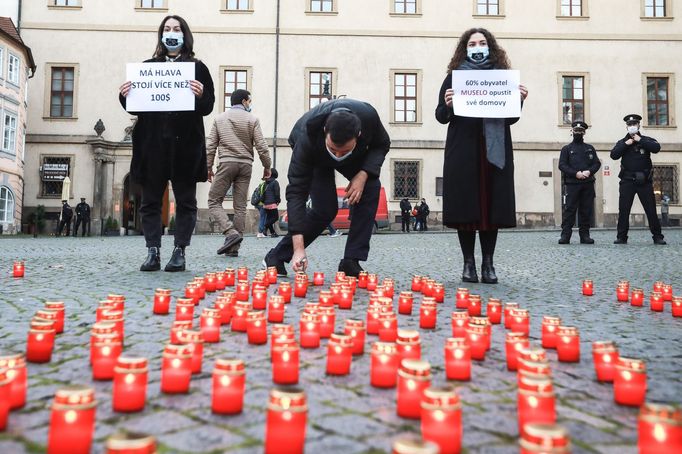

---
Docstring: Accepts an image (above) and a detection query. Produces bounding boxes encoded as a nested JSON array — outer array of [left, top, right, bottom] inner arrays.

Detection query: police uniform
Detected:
[[74, 197, 91, 237], [558, 121, 601, 244], [610, 114, 665, 245]]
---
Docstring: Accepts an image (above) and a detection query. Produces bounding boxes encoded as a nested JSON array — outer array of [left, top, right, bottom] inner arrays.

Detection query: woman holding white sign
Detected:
[[436, 28, 528, 284], [119, 15, 215, 272]]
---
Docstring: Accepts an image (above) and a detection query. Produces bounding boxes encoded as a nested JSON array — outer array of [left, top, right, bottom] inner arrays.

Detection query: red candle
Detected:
[[592, 340, 619, 382], [47, 386, 97, 454], [224, 268, 236, 286], [662, 284, 673, 302], [509, 308, 530, 336], [326, 333, 353, 375], [271, 324, 295, 350], [152, 288, 171, 315], [169, 320, 192, 344], [520, 423, 570, 454], [251, 288, 267, 311], [212, 358, 245, 414], [192, 277, 206, 300], [672, 296, 682, 317], [455, 288, 469, 309], [486, 298, 502, 324], [318, 307, 336, 338], [582, 279, 594, 296], [396, 329, 421, 363], [379, 312, 398, 342], [92, 337, 122, 380], [450, 311, 469, 338], [467, 294, 482, 316], [0, 369, 10, 430], [336, 286, 353, 310], [556, 326, 580, 362], [294, 280, 308, 299], [466, 324, 487, 361], [105, 432, 156, 454], [382, 278, 395, 298], [108, 294, 126, 308], [0, 353, 27, 409], [371, 342, 399, 388], [36, 308, 63, 335], [236, 266, 248, 281], [630, 288, 645, 307], [214, 271, 227, 290], [541, 316, 561, 349], [267, 295, 285, 323], [421, 279, 435, 297], [398, 291, 414, 315], [95, 300, 115, 323], [432, 283, 445, 303], [421, 385, 462, 454], [184, 283, 200, 305], [44, 301, 66, 334], [366, 273, 379, 291], [638, 403, 682, 454], [505, 332, 530, 371], [345, 276, 357, 294], [397, 359, 432, 419], [246, 311, 268, 345], [272, 341, 299, 384], [317, 290, 333, 307], [503, 302, 519, 329], [312, 271, 325, 286], [215, 294, 234, 325], [444, 337, 471, 381], [650, 291, 664, 312], [112, 357, 147, 412], [407, 275, 420, 292], [344, 319, 366, 355], [178, 330, 204, 374], [366, 306, 382, 335], [419, 298, 438, 330], [358, 271, 368, 288], [299, 312, 320, 348], [518, 346, 548, 364], [334, 271, 346, 282], [200, 308, 221, 343], [26, 321, 56, 363], [517, 360, 552, 384], [617, 281, 630, 302], [517, 375, 556, 433], [236, 280, 250, 302], [653, 281, 664, 293], [161, 343, 193, 393], [12, 260, 25, 278], [265, 387, 307, 454], [614, 357, 647, 406], [231, 301, 251, 332], [175, 298, 194, 322]]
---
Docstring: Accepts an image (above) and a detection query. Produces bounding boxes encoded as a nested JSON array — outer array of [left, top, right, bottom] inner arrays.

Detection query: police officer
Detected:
[[57, 200, 73, 236], [610, 114, 666, 245], [74, 197, 91, 237], [558, 121, 601, 244]]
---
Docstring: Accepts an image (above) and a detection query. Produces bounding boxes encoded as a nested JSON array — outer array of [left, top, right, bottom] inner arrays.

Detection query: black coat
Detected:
[[263, 169, 281, 206], [435, 73, 519, 228], [399, 198, 412, 214], [610, 134, 660, 178], [559, 140, 601, 184], [286, 98, 391, 235], [119, 58, 215, 184]]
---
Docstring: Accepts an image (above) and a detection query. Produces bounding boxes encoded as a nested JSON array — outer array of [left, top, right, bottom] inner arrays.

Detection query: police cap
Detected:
[[571, 121, 588, 130], [623, 114, 642, 124]]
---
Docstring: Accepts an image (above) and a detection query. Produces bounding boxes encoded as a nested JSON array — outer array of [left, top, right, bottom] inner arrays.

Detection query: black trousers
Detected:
[[74, 217, 90, 236], [401, 213, 410, 231], [264, 208, 278, 235], [57, 219, 71, 236], [140, 175, 197, 249], [616, 179, 663, 240], [560, 183, 595, 238], [270, 167, 380, 262]]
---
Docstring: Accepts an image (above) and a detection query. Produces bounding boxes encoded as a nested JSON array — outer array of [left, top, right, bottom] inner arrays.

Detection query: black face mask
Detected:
[[572, 133, 584, 143]]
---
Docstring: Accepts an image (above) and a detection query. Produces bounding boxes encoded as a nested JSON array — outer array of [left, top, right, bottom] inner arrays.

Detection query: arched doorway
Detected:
[[122, 175, 170, 235]]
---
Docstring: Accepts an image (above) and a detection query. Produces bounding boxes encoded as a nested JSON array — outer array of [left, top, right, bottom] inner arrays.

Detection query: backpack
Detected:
[[250, 182, 266, 207]]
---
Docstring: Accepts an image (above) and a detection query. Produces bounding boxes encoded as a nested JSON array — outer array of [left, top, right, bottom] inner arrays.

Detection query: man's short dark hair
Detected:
[[324, 111, 361, 144], [231, 89, 251, 106]]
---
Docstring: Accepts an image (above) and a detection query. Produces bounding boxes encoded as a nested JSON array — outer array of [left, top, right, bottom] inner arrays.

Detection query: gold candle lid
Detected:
[[268, 387, 307, 412], [106, 432, 156, 451], [399, 359, 431, 378], [617, 357, 646, 372], [639, 403, 682, 426], [557, 326, 579, 336], [329, 333, 353, 347], [372, 342, 397, 355], [392, 437, 439, 454], [592, 340, 617, 352], [542, 316, 561, 325], [421, 385, 460, 410], [214, 358, 245, 375], [344, 319, 365, 329], [53, 384, 97, 409], [521, 423, 570, 449]]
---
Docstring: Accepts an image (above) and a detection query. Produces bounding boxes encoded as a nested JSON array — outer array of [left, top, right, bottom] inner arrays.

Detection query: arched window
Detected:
[[0, 186, 15, 223]]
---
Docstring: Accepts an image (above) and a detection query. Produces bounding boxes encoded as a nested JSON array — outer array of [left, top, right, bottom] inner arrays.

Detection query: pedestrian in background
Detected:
[[57, 200, 72, 237], [74, 197, 91, 237], [417, 198, 430, 231], [400, 197, 412, 232], [661, 193, 670, 227], [262, 168, 281, 237], [119, 15, 215, 272], [436, 27, 528, 284]]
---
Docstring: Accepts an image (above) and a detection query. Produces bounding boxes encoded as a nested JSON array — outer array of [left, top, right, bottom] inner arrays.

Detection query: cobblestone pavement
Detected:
[[1, 229, 681, 453]]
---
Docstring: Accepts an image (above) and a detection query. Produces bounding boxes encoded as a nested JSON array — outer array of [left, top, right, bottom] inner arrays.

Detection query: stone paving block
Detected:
[[314, 413, 398, 440], [306, 434, 377, 453], [156, 425, 246, 453], [0, 440, 29, 454], [117, 410, 199, 434]]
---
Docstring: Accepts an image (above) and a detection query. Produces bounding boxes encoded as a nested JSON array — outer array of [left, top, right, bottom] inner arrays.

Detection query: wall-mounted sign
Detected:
[[41, 163, 69, 181]]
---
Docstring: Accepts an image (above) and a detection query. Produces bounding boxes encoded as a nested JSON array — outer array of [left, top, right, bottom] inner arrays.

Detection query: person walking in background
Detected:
[[417, 198, 430, 231], [119, 15, 215, 272], [262, 168, 281, 237], [661, 193, 670, 227], [206, 89, 271, 256], [73, 197, 91, 237], [400, 197, 412, 232], [436, 27, 528, 284], [57, 200, 72, 237]]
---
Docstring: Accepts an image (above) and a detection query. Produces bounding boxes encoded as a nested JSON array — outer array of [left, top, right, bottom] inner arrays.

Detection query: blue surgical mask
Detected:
[[326, 145, 354, 162], [162, 32, 184, 52], [467, 46, 489, 62], [627, 125, 639, 135]]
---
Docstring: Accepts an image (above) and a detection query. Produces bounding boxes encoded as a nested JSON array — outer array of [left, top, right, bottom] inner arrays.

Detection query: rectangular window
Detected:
[[226, 0, 250, 10], [310, 0, 333, 12], [647, 77, 669, 126], [52, 0, 80, 5], [394, 73, 418, 123], [308, 71, 333, 110], [0, 48, 4, 79], [562, 76, 584, 124], [8, 55, 20, 85], [477, 0, 499, 15], [2, 113, 17, 154], [41, 156, 71, 197], [223, 69, 248, 112], [394, 0, 417, 14], [560, 0, 582, 16], [140, 0, 164, 7], [644, 0, 666, 17], [393, 161, 420, 199], [653, 165, 678, 204], [435, 177, 443, 197], [50, 67, 75, 118]]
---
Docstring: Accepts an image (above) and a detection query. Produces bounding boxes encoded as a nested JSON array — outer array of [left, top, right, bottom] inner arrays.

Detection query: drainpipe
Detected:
[[17, 0, 22, 32], [272, 0, 281, 168]]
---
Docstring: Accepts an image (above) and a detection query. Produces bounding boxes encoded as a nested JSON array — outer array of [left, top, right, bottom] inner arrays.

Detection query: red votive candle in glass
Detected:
[[247, 311, 268, 345], [318, 306, 336, 338], [518, 346, 548, 364], [421, 385, 462, 454], [638, 403, 682, 454], [344, 319, 366, 355], [199, 308, 221, 343], [451, 310, 469, 338], [455, 288, 469, 309], [506, 332, 530, 371], [672, 296, 682, 317], [26, 320, 56, 363], [175, 298, 194, 322], [265, 387, 307, 454], [161, 343, 193, 393], [379, 312, 398, 342], [334, 271, 346, 282], [411, 275, 423, 292], [47, 385, 97, 454], [336, 285, 353, 310], [520, 423, 570, 454], [518, 375, 556, 433], [397, 359, 432, 419], [107, 294, 126, 310], [252, 288, 267, 311], [184, 283, 200, 305], [212, 358, 245, 415], [631, 288, 645, 307], [318, 290, 333, 307], [398, 291, 414, 315], [382, 278, 395, 298], [44, 302, 66, 334], [272, 341, 299, 384], [169, 320, 192, 344], [371, 342, 399, 388], [92, 337, 122, 380], [509, 308, 530, 336], [503, 302, 519, 329], [36, 309, 63, 335], [614, 357, 647, 406], [0, 371, 11, 429], [653, 281, 664, 293], [592, 341, 619, 383], [582, 279, 594, 296], [12, 260, 25, 278], [268, 295, 285, 323], [661, 284, 673, 302], [299, 312, 320, 349], [556, 326, 580, 362], [420, 298, 438, 330], [486, 298, 502, 324], [326, 333, 353, 375], [237, 266, 248, 281], [467, 294, 482, 316], [214, 271, 227, 290], [235, 280, 250, 302], [397, 329, 421, 362], [0, 353, 27, 409], [231, 301, 251, 332], [192, 277, 206, 300], [444, 337, 471, 381], [153, 288, 171, 315], [345, 276, 357, 294], [366, 273, 379, 291], [271, 324, 294, 348], [178, 330, 204, 374], [617, 281, 630, 302], [541, 316, 561, 349], [312, 271, 324, 286], [224, 267, 236, 286], [650, 291, 664, 312], [358, 271, 368, 288], [466, 324, 487, 361], [367, 306, 382, 335], [432, 283, 444, 303], [293, 280, 308, 299], [105, 432, 156, 454], [112, 357, 147, 412], [215, 294, 234, 325]]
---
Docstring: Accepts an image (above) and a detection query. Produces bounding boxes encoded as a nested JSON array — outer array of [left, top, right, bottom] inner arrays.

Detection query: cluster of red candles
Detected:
[[585, 279, 681, 317]]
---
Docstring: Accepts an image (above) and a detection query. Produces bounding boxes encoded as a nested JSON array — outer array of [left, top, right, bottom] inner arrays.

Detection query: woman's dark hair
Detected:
[[447, 28, 510, 72], [153, 15, 195, 60], [324, 111, 362, 144]]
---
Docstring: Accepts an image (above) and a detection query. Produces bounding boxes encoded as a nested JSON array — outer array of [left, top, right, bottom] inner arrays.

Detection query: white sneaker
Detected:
[[257, 233, 266, 238], [330, 231, 343, 238]]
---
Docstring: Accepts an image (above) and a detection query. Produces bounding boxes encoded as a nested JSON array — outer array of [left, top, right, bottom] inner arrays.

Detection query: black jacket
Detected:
[[262, 169, 281, 206], [286, 98, 391, 234], [400, 198, 412, 214], [610, 134, 660, 178], [75, 202, 91, 219], [559, 140, 601, 184], [61, 203, 73, 221], [418, 203, 430, 218], [119, 58, 215, 184]]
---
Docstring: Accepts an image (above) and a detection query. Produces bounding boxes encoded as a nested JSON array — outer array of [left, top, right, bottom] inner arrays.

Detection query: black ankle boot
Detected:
[[164, 246, 186, 272], [140, 247, 160, 271], [481, 255, 498, 284], [461, 257, 478, 283]]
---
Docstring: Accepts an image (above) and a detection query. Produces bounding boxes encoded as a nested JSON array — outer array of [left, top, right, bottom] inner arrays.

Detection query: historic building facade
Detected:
[[17, 0, 682, 233]]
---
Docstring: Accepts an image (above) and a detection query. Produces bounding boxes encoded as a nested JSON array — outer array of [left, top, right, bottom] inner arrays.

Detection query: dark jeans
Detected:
[[561, 183, 595, 238], [264, 208, 278, 235], [401, 213, 410, 231], [616, 179, 663, 240], [140, 175, 197, 249], [74, 217, 90, 236], [270, 167, 381, 262]]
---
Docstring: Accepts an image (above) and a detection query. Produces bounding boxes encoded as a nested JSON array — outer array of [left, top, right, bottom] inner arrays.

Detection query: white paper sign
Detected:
[[125, 62, 195, 112], [451, 69, 521, 118]]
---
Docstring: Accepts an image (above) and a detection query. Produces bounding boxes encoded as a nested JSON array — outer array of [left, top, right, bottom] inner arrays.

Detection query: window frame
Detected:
[[391, 159, 422, 201], [391, 0, 421, 16], [473, 0, 505, 17], [556, 0, 589, 19], [0, 47, 4, 80], [652, 164, 679, 204], [0, 186, 15, 224], [2, 112, 18, 155], [222, 0, 254, 13], [8, 54, 20, 86], [48, 0, 82, 9], [307, 0, 337, 14], [641, 0, 672, 19], [219, 66, 252, 112], [39, 155, 73, 199], [44, 63, 79, 120], [390, 69, 422, 125], [304, 68, 337, 111], [642, 73, 676, 129], [557, 72, 590, 127], [136, 0, 168, 11]]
